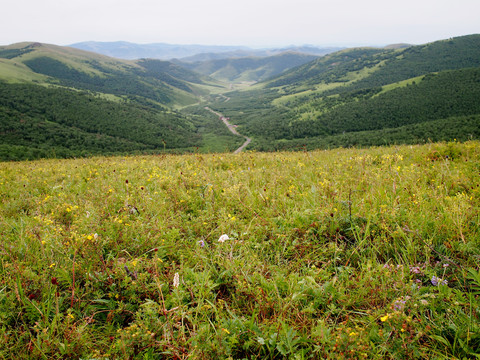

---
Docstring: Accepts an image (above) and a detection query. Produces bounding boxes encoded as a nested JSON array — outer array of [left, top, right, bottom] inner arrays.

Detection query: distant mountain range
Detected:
[[69, 41, 343, 61]]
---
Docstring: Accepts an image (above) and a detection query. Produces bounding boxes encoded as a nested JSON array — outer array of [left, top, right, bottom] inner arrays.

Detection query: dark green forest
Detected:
[[0, 82, 202, 160]]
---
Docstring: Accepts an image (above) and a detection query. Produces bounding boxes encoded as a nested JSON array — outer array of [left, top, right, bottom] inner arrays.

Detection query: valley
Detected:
[[1, 34, 480, 160], [204, 106, 251, 154]]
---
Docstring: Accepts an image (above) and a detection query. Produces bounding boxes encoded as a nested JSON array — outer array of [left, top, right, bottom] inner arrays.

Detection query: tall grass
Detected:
[[1, 141, 479, 359]]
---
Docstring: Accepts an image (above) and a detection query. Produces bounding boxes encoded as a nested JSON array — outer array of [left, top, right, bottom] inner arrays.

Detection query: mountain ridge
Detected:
[[69, 41, 343, 61]]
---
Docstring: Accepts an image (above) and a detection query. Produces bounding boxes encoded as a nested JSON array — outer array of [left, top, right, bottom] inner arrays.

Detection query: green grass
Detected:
[[270, 61, 387, 107], [0, 59, 49, 83], [1, 141, 479, 358], [374, 75, 426, 97]]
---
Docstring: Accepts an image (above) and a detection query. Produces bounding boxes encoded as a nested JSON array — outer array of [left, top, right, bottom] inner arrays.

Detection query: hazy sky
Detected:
[[2, 0, 479, 47]]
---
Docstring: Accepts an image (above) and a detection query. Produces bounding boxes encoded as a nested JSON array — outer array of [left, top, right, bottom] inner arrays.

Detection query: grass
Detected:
[[1, 141, 479, 359], [270, 61, 387, 107], [0, 59, 49, 83], [374, 75, 425, 98]]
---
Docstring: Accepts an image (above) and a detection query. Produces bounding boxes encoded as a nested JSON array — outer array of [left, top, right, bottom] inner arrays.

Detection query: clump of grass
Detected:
[[0, 141, 479, 358]]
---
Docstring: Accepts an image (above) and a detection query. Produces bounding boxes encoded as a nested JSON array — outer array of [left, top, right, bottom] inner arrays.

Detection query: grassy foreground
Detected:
[[1, 141, 479, 359]]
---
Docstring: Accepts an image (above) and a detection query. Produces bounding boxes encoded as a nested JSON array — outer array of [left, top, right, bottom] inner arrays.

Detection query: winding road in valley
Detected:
[[205, 107, 251, 154]]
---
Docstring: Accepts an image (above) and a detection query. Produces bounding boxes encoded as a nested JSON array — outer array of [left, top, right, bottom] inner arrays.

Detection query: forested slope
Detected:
[[212, 35, 480, 150], [0, 83, 201, 160]]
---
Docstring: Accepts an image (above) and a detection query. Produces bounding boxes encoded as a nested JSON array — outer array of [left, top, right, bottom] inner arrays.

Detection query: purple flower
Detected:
[[198, 239, 205, 247], [393, 300, 406, 311], [410, 266, 421, 274], [431, 276, 448, 286]]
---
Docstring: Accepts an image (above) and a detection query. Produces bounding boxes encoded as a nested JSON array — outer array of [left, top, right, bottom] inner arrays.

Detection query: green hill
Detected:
[[211, 34, 480, 150], [177, 52, 319, 83], [0, 42, 241, 160]]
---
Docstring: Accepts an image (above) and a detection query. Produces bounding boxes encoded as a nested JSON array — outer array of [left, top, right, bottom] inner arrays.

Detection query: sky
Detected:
[[1, 0, 479, 47]]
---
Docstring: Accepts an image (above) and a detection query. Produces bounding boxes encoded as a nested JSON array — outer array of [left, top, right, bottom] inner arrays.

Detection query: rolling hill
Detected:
[[0, 42, 241, 160], [211, 34, 480, 150], [175, 52, 320, 83]]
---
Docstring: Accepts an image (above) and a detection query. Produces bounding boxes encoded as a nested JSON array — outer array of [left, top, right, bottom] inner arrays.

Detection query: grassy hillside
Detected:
[[177, 52, 319, 83], [265, 34, 480, 91], [1, 142, 479, 358], [211, 35, 480, 151]]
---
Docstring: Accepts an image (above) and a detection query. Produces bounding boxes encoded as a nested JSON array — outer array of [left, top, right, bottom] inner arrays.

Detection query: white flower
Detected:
[[173, 272, 180, 288], [218, 234, 229, 243]]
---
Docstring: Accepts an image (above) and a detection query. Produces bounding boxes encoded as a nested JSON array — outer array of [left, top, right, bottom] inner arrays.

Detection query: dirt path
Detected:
[[205, 107, 251, 154]]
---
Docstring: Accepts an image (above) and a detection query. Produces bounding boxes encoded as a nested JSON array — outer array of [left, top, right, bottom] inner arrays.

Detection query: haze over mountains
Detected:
[[1, 34, 479, 160], [69, 41, 343, 61]]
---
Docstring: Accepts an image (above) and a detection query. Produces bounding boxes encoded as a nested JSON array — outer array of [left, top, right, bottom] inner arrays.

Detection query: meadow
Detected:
[[0, 141, 479, 359]]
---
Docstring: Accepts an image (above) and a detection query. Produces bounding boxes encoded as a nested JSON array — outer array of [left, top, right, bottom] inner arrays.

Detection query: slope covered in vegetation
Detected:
[[0, 42, 241, 160], [1, 142, 479, 358], [211, 34, 480, 151], [177, 52, 319, 83]]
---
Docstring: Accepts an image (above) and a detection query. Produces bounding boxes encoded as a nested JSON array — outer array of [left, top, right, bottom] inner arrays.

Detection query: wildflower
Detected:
[[409, 266, 421, 274], [380, 315, 389, 322], [218, 234, 229, 243], [198, 240, 205, 247], [393, 300, 406, 311], [173, 272, 180, 288], [431, 276, 448, 286], [420, 299, 429, 306]]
